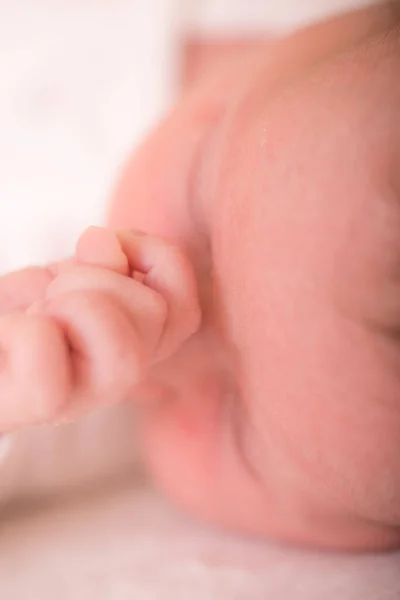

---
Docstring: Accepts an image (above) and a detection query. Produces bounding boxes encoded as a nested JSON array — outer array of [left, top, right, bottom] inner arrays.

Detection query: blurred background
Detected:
[[0, 0, 367, 272], [0, 0, 180, 271]]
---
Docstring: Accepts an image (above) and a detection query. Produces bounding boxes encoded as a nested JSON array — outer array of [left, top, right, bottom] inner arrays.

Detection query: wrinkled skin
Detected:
[[2, 3, 400, 551]]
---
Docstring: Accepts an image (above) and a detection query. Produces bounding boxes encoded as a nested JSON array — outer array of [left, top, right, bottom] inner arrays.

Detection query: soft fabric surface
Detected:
[[1, 481, 400, 599]]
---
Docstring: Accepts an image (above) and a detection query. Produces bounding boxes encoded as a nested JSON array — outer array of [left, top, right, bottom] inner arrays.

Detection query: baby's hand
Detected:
[[0, 227, 200, 432]]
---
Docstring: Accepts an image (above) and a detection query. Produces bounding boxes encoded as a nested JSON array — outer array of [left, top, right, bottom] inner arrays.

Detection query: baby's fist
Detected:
[[0, 228, 200, 431]]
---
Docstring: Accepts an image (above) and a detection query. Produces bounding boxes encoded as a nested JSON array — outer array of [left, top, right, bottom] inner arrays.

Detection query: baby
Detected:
[[1, 2, 400, 551]]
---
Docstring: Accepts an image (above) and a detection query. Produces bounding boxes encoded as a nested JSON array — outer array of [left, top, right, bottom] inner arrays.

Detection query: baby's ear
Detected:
[[107, 47, 263, 238], [107, 91, 224, 241], [107, 106, 202, 239]]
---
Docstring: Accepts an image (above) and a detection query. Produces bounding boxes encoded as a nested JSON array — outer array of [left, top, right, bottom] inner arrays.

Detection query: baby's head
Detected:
[[111, 3, 400, 550]]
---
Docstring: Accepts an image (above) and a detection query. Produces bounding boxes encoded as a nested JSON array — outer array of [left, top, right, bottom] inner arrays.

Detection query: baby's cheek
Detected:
[[215, 186, 400, 530], [244, 301, 400, 529], [212, 129, 400, 535]]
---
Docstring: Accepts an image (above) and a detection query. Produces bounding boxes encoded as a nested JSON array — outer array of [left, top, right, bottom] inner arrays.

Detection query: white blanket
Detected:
[[1, 482, 399, 599]]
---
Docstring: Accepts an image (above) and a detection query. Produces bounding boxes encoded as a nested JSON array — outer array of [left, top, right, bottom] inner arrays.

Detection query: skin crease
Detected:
[[2, 3, 400, 551]]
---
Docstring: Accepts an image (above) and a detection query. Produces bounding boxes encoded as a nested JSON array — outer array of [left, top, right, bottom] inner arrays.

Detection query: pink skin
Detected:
[[2, 4, 400, 551]]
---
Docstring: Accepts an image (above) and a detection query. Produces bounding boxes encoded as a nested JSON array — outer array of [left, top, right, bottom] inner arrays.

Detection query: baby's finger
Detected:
[[117, 231, 201, 359], [43, 290, 144, 412], [45, 266, 167, 360], [75, 226, 129, 275], [0, 313, 70, 430]]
